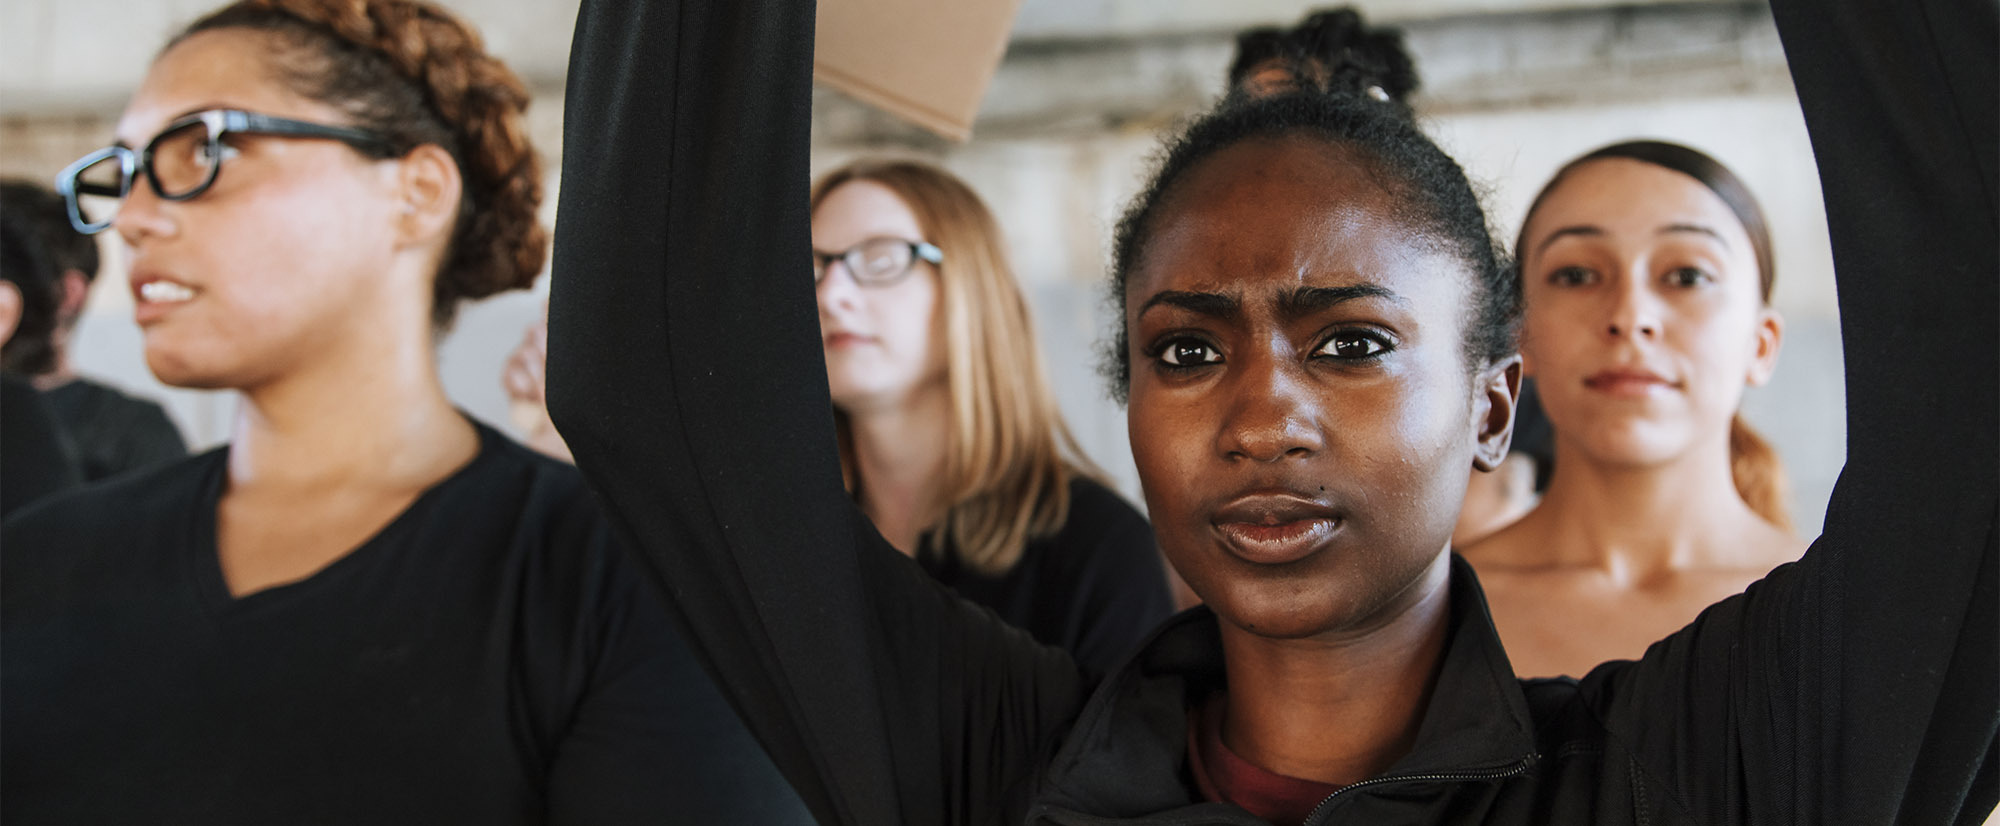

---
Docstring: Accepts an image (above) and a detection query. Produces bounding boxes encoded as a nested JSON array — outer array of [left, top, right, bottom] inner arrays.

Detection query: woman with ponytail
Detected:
[[0, 1, 808, 822], [550, 0, 1993, 820], [1461, 140, 1804, 679]]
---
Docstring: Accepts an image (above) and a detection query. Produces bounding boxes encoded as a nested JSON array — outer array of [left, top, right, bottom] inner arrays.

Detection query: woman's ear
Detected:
[[1747, 306, 1784, 387], [391, 143, 463, 248], [1472, 355, 1523, 472], [0, 281, 24, 347]]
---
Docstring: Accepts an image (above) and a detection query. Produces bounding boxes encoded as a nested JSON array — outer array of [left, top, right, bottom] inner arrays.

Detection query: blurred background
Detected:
[[0, 0, 1844, 533]]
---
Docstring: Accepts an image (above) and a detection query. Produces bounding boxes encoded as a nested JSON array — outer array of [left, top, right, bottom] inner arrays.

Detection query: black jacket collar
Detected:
[[1031, 554, 1540, 823]]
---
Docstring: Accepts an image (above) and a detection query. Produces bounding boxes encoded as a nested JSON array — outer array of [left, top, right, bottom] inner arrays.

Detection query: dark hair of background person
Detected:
[[1518, 140, 1792, 530], [173, 0, 547, 328], [2, 180, 100, 287], [0, 187, 69, 375], [1102, 89, 1519, 402], [1226, 7, 1420, 116]]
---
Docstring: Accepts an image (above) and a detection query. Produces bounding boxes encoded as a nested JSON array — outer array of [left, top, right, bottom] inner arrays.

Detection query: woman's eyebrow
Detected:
[[1139, 289, 1240, 321], [1658, 223, 1729, 247], [1534, 225, 1603, 257], [1280, 284, 1404, 319]]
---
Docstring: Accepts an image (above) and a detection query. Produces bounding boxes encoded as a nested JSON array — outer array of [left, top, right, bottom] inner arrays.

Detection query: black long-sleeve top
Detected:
[[917, 477, 1172, 677], [545, 0, 1997, 822], [1, 422, 814, 824]]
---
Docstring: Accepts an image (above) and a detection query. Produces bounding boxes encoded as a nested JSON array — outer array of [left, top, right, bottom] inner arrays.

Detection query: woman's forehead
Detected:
[[1524, 158, 1752, 256], [1130, 138, 1469, 301], [813, 180, 922, 244], [116, 30, 307, 145]]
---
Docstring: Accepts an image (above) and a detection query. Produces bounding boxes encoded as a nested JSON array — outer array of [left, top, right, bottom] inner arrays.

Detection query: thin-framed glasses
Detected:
[[54, 109, 400, 235], [812, 237, 944, 286]]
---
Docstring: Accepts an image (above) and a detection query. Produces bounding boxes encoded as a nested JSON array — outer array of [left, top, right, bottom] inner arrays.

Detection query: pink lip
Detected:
[[1583, 368, 1676, 398], [823, 331, 877, 348], [1211, 493, 1342, 566]]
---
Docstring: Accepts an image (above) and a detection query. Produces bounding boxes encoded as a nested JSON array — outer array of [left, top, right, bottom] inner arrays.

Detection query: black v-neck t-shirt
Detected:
[[1, 422, 812, 825]]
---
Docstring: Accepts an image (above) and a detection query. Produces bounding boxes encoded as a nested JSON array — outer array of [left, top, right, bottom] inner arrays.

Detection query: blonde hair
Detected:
[[811, 159, 1096, 576]]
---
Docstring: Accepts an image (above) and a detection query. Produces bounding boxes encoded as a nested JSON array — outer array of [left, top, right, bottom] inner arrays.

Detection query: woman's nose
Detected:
[[816, 259, 862, 312], [1604, 276, 1661, 340], [1216, 356, 1326, 463], [111, 184, 175, 247]]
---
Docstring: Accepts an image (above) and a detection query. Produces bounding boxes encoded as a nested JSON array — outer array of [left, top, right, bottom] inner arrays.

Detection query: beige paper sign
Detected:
[[813, 0, 1024, 142]]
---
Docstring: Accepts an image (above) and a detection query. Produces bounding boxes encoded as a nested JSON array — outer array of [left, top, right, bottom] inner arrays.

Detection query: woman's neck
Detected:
[[844, 381, 950, 556], [228, 331, 475, 494], [1514, 430, 1788, 581], [1216, 551, 1454, 787]]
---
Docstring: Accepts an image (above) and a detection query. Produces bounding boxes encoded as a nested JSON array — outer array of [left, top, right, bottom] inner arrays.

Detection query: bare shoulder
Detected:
[[1457, 509, 1561, 574], [1696, 514, 1807, 578]]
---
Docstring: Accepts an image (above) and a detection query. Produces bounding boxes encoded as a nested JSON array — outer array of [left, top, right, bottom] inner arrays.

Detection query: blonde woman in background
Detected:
[[809, 159, 1171, 673], [509, 159, 1172, 674], [1462, 141, 1805, 679]]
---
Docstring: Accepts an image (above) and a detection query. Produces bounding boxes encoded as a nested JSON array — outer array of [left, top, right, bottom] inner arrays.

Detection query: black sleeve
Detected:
[[1058, 486, 1175, 677], [546, 524, 815, 826], [1589, 1, 1999, 823], [544, 1, 1089, 823]]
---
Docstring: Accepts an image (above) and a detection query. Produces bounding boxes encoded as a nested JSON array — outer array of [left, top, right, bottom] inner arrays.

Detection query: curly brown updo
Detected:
[[173, 0, 546, 328]]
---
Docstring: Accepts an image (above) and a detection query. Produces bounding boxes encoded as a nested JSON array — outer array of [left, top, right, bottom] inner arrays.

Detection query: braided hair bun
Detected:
[[175, 0, 546, 327], [1228, 7, 1421, 114]]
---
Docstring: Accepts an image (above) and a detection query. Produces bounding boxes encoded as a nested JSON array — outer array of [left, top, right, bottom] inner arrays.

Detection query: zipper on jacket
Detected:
[[1299, 755, 1538, 826]]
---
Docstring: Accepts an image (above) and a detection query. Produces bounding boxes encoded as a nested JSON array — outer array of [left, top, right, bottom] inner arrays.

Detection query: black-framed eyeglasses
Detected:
[[812, 237, 944, 286], [54, 109, 400, 235]]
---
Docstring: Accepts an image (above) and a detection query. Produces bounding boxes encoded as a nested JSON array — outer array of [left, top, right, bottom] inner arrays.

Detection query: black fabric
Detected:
[[0, 421, 813, 825], [545, 0, 1997, 823], [0, 375, 80, 518], [917, 478, 1173, 676], [42, 377, 188, 482]]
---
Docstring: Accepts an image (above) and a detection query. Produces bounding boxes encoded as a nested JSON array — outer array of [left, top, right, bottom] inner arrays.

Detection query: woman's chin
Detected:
[[144, 348, 238, 391]]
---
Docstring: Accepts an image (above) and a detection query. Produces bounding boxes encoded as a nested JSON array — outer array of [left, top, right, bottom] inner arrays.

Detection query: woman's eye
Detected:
[[1316, 331, 1389, 360], [1157, 338, 1222, 367], [1548, 266, 1596, 287], [195, 137, 243, 166], [1663, 266, 1713, 288]]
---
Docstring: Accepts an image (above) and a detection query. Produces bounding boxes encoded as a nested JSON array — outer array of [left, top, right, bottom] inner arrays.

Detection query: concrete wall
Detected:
[[0, 0, 1846, 535]]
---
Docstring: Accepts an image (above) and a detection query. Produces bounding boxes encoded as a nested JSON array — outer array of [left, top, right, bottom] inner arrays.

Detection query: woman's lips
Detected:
[[1583, 368, 1674, 398], [823, 331, 876, 349], [130, 275, 197, 325], [1211, 493, 1342, 565], [1214, 518, 1339, 565]]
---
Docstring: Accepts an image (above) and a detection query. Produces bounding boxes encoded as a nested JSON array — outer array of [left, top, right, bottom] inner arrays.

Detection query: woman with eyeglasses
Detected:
[[0, 1, 811, 822], [502, 158, 1174, 674], [547, 0, 1994, 822], [807, 160, 1172, 674]]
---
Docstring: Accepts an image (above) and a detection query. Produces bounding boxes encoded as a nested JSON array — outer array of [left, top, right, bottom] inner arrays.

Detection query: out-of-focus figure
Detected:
[[0, 181, 187, 482]]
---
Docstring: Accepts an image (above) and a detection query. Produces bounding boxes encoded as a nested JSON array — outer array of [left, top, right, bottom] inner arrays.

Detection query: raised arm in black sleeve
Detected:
[[1588, 1, 1998, 824], [546, 1, 1091, 823], [1773, 0, 1998, 819]]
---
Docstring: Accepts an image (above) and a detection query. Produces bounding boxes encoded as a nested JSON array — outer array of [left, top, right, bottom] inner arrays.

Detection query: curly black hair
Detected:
[[1227, 7, 1421, 116], [1101, 90, 1518, 402]]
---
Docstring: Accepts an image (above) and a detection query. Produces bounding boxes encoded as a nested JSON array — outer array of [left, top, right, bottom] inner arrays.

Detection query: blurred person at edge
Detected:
[[1224, 6, 1556, 552], [0, 200, 83, 517], [1461, 141, 1805, 679], [506, 160, 1175, 675], [0, 180, 188, 482], [0, 1, 813, 822]]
